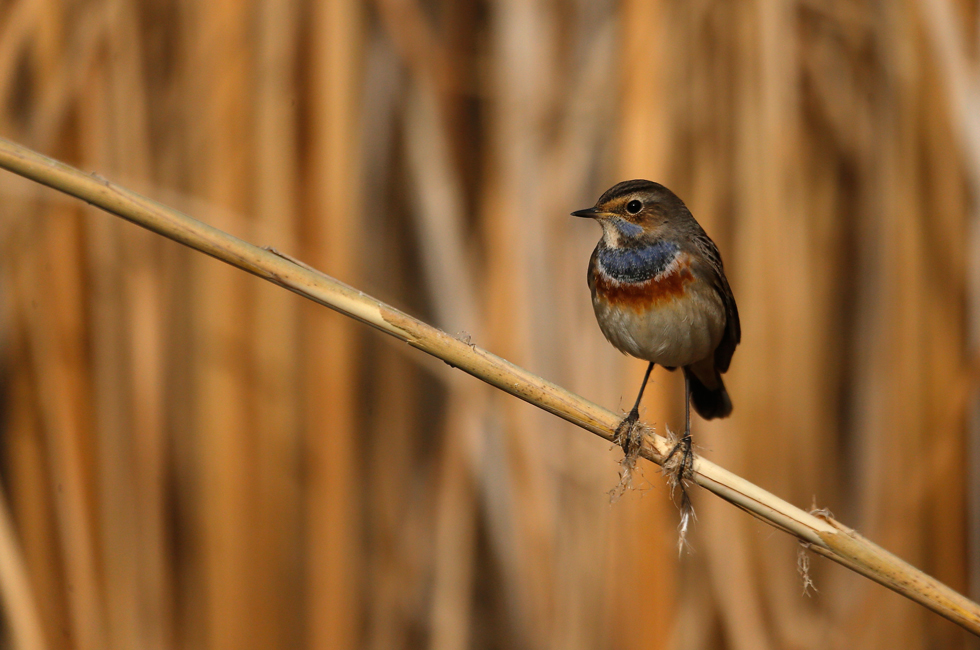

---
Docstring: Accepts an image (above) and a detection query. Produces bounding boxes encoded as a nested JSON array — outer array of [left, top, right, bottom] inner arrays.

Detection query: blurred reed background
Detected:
[[0, 0, 977, 648]]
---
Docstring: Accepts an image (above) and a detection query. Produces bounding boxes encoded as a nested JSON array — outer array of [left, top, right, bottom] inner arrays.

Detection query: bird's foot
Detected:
[[613, 407, 642, 458], [663, 432, 695, 498], [609, 408, 643, 501], [663, 431, 696, 554]]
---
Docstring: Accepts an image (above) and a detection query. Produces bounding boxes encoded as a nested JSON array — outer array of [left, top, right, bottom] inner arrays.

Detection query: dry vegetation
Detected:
[[0, 1, 977, 649]]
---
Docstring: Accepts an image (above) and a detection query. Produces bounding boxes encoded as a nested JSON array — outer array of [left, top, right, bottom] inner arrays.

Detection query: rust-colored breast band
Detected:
[[592, 259, 696, 312]]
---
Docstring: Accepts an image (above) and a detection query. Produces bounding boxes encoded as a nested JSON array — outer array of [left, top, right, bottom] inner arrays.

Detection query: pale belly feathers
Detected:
[[591, 268, 726, 369]]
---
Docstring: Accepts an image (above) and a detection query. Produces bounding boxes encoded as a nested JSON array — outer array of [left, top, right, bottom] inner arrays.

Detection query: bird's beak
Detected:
[[571, 207, 602, 218]]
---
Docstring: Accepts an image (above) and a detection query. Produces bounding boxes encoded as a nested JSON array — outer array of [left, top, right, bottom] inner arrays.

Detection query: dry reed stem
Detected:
[[918, 0, 980, 609], [306, 0, 363, 646], [0, 482, 46, 650], [0, 136, 978, 636], [403, 78, 488, 650]]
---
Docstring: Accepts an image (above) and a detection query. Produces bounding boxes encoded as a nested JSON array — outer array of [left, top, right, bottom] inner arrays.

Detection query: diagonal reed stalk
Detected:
[[0, 135, 977, 636]]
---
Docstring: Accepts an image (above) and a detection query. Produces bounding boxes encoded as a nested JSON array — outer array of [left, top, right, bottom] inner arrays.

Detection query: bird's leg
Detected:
[[614, 362, 654, 455], [665, 372, 695, 488]]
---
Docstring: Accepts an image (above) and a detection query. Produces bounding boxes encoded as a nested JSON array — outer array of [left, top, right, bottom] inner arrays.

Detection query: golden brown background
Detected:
[[0, 0, 977, 648]]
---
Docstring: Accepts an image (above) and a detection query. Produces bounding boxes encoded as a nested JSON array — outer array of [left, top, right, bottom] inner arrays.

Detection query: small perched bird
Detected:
[[573, 179, 740, 476]]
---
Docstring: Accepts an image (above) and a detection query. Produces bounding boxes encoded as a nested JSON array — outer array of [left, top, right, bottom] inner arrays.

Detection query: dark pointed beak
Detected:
[[571, 207, 601, 218]]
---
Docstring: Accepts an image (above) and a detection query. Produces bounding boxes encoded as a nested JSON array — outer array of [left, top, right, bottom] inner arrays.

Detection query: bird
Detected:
[[572, 179, 740, 481]]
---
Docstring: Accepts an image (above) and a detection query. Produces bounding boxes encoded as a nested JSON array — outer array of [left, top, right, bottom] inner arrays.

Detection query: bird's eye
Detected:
[[626, 199, 642, 214]]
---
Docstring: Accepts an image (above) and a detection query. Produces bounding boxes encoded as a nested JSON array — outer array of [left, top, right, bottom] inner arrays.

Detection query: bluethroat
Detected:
[[573, 179, 740, 482]]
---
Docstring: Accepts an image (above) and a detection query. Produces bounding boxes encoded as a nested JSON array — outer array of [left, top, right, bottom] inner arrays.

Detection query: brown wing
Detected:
[[691, 232, 740, 373]]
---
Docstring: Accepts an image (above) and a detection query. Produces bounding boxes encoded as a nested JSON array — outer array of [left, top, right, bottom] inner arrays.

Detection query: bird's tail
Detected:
[[684, 367, 732, 420]]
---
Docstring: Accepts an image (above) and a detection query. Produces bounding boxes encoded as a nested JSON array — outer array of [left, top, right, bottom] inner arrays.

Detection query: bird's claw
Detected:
[[663, 432, 694, 495], [614, 408, 641, 458]]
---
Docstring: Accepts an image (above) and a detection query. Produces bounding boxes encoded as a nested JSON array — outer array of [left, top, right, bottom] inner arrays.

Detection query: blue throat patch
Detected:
[[597, 239, 680, 282]]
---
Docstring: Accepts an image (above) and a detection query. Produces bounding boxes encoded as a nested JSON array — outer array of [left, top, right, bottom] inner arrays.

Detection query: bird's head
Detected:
[[571, 179, 687, 247]]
